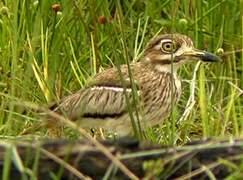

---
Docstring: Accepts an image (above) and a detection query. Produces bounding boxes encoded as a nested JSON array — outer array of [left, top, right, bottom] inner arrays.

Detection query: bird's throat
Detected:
[[154, 63, 179, 74]]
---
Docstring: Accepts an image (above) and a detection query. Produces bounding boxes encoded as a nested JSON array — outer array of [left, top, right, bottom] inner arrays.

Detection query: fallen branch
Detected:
[[0, 138, 243, 179]]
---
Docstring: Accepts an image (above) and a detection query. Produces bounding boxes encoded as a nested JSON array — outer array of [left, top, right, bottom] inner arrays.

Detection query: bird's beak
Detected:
[[183, 48, 221, 62]]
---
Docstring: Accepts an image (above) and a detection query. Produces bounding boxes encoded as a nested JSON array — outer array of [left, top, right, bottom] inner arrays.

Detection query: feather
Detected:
[[51, 65, 139, 120]]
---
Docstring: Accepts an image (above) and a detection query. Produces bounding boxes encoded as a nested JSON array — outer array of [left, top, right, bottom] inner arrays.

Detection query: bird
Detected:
[[48, 33, 220, 137]]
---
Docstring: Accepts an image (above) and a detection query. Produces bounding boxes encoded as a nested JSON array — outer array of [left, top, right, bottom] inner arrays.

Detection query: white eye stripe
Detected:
[[160, 39, 172, 44]]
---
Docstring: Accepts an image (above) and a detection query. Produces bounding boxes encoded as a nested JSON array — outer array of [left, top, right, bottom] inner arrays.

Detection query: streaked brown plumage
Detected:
[[49, 34, 220, 136]]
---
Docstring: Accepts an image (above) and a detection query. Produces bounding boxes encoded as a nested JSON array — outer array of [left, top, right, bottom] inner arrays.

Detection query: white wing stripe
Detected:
[[90, 86, 132, 92]]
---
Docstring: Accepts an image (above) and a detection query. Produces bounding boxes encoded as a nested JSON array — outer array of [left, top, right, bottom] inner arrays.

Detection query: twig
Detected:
[[178, 61, 201, 123], [41, 148, 91, 180], [228, 81, 243, 95]]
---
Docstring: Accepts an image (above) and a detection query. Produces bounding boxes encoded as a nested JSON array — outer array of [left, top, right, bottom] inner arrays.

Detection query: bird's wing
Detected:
[[51, 65, 139, 120]]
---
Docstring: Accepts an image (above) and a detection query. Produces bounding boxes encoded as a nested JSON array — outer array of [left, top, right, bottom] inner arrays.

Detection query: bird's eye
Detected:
[[161, 41, 177, 53]]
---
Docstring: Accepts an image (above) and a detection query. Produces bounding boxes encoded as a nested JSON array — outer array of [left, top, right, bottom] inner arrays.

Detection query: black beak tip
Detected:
[[201, 52, 221, 62]]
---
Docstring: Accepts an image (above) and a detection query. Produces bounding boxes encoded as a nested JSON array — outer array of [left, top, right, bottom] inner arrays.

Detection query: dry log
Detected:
[[0, 138, 242, 179]]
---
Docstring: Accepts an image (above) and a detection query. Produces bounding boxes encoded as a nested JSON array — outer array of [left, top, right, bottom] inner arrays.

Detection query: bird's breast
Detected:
[[139, 71, 181, 125]]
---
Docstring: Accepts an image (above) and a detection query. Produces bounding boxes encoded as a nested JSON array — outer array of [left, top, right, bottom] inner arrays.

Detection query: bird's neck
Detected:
[[140, 57, 180, 75], [139, 60, 179, 75], [154, 63, 179, 74]]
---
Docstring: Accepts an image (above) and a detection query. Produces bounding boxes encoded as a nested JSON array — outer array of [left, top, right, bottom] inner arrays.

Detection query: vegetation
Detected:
[[0, 0, 242, 179]]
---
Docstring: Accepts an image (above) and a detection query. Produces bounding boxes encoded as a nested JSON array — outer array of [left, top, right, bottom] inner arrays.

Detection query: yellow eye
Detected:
[[161, 41, 177, 53]]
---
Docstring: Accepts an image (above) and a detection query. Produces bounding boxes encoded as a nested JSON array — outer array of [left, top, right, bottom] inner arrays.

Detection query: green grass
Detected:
[[0, 0, 242, 178]]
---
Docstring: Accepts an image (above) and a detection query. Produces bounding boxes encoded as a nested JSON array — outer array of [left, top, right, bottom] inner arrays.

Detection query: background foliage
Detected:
[[0, 0, 242, 144], [0, 0, 242, 179]]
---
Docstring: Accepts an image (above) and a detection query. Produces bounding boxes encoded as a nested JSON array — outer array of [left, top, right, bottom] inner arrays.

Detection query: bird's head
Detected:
[[143, 34, 220, 72]]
